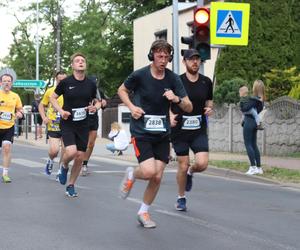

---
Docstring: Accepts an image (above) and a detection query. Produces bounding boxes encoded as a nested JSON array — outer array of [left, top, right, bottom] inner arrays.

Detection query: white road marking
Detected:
[[12, 158, 43, 168]]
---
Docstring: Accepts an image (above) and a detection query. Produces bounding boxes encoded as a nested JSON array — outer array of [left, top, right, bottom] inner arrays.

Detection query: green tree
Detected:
[[263, 67, 300, 101], [214, 77, 247, 105], [215, 0, 300, 93]]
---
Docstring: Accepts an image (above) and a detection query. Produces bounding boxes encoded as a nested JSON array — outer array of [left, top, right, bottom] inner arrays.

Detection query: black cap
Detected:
[[183, 49, 200, 59]]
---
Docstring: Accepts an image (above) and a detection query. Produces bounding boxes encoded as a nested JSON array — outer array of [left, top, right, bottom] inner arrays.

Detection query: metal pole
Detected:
[[197, 0, 205, 75], [56, 0, 62, 72], [172, 0, 179, 74], [197, 0, 204, 6], [36, 0, 39, 80]]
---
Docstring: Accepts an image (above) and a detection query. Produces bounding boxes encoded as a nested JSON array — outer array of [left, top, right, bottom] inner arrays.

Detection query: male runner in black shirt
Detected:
[[81, 76, 106, 176], [50, 52, 101, 197], [170, 49, 213, 211], [118, 39, 193, 228]]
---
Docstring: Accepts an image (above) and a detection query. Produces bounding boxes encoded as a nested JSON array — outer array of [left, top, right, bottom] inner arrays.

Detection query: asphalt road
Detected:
[[1, 144, 300, 250]]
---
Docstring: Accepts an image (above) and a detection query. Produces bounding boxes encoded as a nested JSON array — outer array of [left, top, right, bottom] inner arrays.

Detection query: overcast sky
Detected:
[[0, 0, 80, 64]]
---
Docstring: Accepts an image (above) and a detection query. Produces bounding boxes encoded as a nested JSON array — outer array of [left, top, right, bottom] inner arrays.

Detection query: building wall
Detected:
[[133, 2, 220, 81]]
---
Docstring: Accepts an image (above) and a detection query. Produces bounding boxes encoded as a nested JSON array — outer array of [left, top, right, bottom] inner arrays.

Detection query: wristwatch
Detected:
[[175, 97, 182, 105]]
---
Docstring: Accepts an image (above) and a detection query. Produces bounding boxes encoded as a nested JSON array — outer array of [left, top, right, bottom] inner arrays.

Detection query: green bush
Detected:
[[214, 78, 247, 105]]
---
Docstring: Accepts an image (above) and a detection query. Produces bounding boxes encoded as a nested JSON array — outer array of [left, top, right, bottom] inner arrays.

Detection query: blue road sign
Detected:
[[13, 80, 46, 88]]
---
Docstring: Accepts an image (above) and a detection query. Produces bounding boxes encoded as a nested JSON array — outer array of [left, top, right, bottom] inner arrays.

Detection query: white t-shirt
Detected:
[[108, 129, 129, 150]]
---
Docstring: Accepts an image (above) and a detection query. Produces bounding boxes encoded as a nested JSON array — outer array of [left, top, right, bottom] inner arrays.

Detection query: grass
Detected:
[[209, 160, 300, 184]]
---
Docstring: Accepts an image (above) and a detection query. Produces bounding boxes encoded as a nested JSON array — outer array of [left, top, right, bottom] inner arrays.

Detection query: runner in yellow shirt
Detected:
[[0, 74, 24, 183], [39, 71, 67, 180]]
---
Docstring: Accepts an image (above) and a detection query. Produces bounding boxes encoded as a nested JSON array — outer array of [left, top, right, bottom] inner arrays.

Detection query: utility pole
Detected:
[[36, 0, 39, 80], [172, 0, 179, 74], [56, 1, 62, 72]]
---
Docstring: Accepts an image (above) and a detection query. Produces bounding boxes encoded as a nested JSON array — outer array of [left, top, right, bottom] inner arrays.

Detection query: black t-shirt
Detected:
[[55, 75, 97, 127], [124, 65, 187, 140], [171, 73, 213, 138]]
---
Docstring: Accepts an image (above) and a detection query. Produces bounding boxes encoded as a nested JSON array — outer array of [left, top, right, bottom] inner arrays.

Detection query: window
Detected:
[[154, 29, 167, 40]]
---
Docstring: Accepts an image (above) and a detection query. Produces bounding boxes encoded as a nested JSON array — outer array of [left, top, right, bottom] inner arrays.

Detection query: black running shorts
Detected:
[[61, 125, 89, 152], [131, 136, 170, 164], [0, 126, 15, 147], [172, 132, 209, 156]]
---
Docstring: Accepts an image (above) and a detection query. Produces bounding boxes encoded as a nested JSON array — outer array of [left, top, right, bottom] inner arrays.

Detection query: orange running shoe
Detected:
[[119, 167, 135, 199]]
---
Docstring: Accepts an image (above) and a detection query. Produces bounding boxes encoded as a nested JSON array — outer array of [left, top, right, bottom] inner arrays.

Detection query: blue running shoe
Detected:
[[45, 160, 53, 176], [59, 165, 68, 185], [66, 184, 78, 197], [185, 173, 193, 192], [175, 197, 187, 211]]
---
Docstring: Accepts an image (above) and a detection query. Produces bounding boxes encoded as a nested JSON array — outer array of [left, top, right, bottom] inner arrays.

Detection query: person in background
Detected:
[[239, 85, 263, 130], [39, 71, 67, 180], [0, 74, 24, 183], [106, 122, 129, 156], [32, 93, 43, 138], [240, 80, 265, 175], [81, 76, 107, 176]]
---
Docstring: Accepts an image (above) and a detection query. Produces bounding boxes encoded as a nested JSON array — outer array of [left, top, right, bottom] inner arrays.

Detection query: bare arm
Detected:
[[118, 83, 145, 119], [50, 92, 71, 120], [163, 90, 193, 113], [204, 100, 214, 116], [38, 101, 49, 124]]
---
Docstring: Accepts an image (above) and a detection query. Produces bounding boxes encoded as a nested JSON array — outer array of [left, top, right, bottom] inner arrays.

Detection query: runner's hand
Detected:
[[15, 111, 24, 119], [130, 105, 145, 120], [42, 117, 50, 124], [60, 110, 71, 120], [87, 103, 97, 113], [163, 89, 178, 103], [204, 107, 213, 116], [170, 112, 178, 127]]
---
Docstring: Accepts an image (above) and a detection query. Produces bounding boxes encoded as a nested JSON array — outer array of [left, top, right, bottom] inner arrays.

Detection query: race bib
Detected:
[[0, 111, 12, 121], [54, 112, 61, 122], [72, 107, 87, 121], [181, 115, 202, 130], [144, 115, 166, 132]]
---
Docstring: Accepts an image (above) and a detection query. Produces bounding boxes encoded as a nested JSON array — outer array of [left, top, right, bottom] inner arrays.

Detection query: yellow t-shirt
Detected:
[[41, 86, 64, 131], [0, 90, 23, 129]]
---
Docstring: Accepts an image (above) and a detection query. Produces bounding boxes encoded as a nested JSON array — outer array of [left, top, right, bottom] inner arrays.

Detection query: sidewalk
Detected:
[[15, 133, 300, 170]]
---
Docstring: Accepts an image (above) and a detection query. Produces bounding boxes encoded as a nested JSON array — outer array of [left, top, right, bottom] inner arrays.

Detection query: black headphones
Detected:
[[147, 39, 174, 62]]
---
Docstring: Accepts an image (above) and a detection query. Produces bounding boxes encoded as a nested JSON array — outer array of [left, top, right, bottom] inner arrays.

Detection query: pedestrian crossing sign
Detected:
[[210, 2, 250, 46]]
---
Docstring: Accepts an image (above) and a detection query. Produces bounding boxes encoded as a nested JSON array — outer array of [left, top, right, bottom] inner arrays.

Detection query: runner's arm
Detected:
[[118, 83, 145, 119]]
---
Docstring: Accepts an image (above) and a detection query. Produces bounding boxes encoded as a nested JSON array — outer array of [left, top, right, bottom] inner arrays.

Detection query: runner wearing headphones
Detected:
[[118, 39, 192, 228]]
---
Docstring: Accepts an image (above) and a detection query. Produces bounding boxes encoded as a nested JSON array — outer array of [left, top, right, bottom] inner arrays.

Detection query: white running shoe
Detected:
[[245, 166, 258, 175], [256, 167, 264, 174]]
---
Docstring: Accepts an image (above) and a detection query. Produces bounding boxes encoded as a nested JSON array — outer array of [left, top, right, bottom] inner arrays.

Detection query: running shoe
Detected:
[[55, 169, 61, 182], [45, 160, 53, 176], [185, 173, 193, 192], [175, 197, 187, 211], [119, 167, 135, 199], [65, 184, 78, 197], [2, 175, 11, 183], [58, 165, 68, 185], [137, 212, 156, 228], [81, 165, 88, 176], [256, 167, 264, 174]]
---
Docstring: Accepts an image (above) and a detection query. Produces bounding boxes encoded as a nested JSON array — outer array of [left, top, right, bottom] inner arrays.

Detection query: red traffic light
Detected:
[[194, 7, 210, 26]]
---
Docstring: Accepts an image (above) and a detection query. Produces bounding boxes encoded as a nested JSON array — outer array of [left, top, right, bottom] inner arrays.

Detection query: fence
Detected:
[[209, 96, 300, 156]]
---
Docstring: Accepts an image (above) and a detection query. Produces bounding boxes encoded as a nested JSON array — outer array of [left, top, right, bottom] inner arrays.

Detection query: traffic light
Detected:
[[193, 7, 211, 61]]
